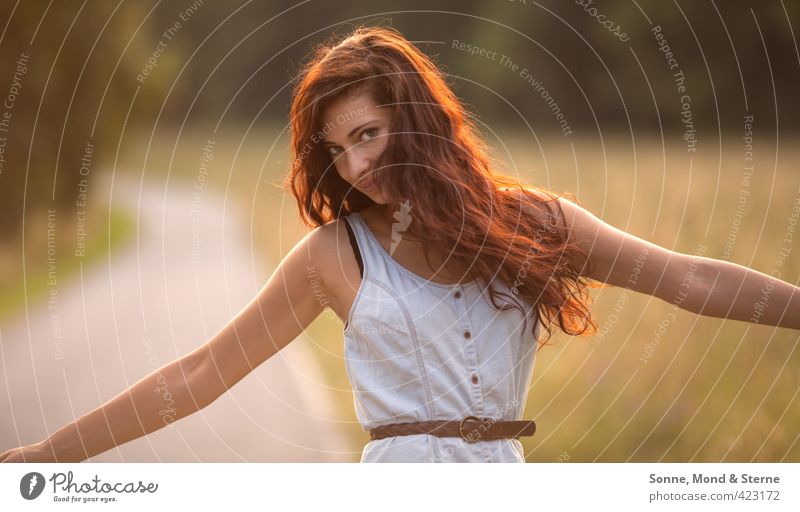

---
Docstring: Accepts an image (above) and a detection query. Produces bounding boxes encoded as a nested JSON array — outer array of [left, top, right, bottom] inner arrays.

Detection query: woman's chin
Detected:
[[364, 189, 386, 204]]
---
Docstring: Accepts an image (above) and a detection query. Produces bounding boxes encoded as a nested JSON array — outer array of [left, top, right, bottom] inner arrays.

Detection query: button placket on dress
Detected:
[[452, 284, 492, 461], [455, 289, 483, 404]]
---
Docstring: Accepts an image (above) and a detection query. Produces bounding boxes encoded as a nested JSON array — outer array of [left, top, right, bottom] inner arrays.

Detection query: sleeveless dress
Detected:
[[343, 211, 540, 462]]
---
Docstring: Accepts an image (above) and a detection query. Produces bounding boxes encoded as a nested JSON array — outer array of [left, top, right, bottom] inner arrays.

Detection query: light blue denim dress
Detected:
[[343, 211, 540, 462]]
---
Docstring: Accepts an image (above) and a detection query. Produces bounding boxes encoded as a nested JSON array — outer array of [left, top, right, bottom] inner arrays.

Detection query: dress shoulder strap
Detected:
[[344, 211, 392, 282], [344, 216, 363, 278]]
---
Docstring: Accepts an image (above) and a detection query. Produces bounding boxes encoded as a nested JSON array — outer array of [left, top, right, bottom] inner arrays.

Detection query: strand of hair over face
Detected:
[[285, 25, 600, 347]]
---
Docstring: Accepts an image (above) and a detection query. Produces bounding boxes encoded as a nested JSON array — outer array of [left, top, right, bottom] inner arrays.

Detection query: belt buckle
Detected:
[[458, 415, 483, 443]]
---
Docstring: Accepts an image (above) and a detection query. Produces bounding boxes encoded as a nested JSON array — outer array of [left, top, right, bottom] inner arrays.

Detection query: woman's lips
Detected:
[[359, 177, 378, 192]]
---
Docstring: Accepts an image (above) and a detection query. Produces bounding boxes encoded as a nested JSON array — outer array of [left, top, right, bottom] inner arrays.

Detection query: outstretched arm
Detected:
[[685, 257, 799, 328], [0, 227, 330, 462], [524, 188, 799, 330]]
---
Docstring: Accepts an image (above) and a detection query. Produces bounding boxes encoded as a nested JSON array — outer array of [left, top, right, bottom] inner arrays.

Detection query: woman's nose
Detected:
[[343, 147, 372, 181]]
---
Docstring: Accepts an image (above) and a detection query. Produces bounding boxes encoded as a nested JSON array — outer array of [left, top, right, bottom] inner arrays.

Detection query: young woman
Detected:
[[2, 26, 798, 463]]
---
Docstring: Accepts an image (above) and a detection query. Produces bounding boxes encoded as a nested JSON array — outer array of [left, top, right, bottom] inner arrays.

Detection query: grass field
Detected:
[[117, 123, 799, 462]]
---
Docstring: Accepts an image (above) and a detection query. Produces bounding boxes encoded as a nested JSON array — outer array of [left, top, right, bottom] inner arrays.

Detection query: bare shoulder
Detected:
[[502, 185, 563, 210], [309, 216, 359, 275], [306, 216, 362, 319], [502, 185, 570, 235]]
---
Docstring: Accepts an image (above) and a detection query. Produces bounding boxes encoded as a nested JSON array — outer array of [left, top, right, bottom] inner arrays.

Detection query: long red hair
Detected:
[[285, 25, 598, 345]]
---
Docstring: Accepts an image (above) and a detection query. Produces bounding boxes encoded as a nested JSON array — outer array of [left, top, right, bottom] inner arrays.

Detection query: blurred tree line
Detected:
[[0, 0, 797, 239]]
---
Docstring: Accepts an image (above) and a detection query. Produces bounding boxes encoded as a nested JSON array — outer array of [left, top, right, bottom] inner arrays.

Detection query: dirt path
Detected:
[[0, 173, 358, 462]]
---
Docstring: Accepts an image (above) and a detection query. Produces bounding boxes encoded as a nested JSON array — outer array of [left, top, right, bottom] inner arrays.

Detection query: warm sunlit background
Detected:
[[1, 1, 798, 462]]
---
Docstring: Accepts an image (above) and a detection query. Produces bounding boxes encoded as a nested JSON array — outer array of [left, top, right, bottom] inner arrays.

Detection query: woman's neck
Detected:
[[371, 203, 401, 228]]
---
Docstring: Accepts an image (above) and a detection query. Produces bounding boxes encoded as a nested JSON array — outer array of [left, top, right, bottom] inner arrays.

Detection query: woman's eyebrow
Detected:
[[322, 121, 374, 146]]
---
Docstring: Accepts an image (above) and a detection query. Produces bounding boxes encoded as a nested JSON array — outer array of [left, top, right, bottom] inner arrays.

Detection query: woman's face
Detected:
[[321, 89, 392, 204]]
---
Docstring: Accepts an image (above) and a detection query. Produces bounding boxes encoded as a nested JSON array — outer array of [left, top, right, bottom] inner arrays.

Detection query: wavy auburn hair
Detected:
[[285, 25, 599, 345]]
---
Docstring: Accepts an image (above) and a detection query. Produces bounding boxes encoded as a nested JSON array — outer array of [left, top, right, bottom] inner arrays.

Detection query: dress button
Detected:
[[471, 374, 479, 384], [463, 330, 471, 340], [454, 290, 461, 299]]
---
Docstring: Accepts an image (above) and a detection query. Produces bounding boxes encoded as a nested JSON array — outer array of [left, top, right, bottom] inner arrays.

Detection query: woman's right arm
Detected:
[[1, 225, 335, 462]]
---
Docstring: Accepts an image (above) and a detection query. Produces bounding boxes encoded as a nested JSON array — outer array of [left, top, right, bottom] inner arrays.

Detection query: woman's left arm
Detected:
[[534, 191, 800, 330], [687, 257, 799, 328]]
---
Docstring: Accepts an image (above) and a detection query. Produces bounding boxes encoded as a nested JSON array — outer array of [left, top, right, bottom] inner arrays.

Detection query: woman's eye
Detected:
[[327, 128, 378, 156]]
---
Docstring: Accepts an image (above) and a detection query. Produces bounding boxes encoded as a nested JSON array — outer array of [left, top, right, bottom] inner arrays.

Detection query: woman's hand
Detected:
[[0, 442, 53, 463]]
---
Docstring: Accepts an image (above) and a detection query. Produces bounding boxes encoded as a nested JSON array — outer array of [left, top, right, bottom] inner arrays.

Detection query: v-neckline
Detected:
[[354, 211, 478, 289]]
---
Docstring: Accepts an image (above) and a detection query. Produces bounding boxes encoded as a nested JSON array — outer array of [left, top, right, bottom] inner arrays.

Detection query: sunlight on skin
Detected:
[[321, 88, 397, 225]]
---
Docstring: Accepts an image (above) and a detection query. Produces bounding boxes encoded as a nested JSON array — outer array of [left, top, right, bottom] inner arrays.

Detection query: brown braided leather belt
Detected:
[[369, 416, 536, 443]]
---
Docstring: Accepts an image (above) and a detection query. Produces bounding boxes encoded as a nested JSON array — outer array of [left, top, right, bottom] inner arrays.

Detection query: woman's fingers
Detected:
[[0, 445, 47, 463], [0, 447, 22, 462]]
